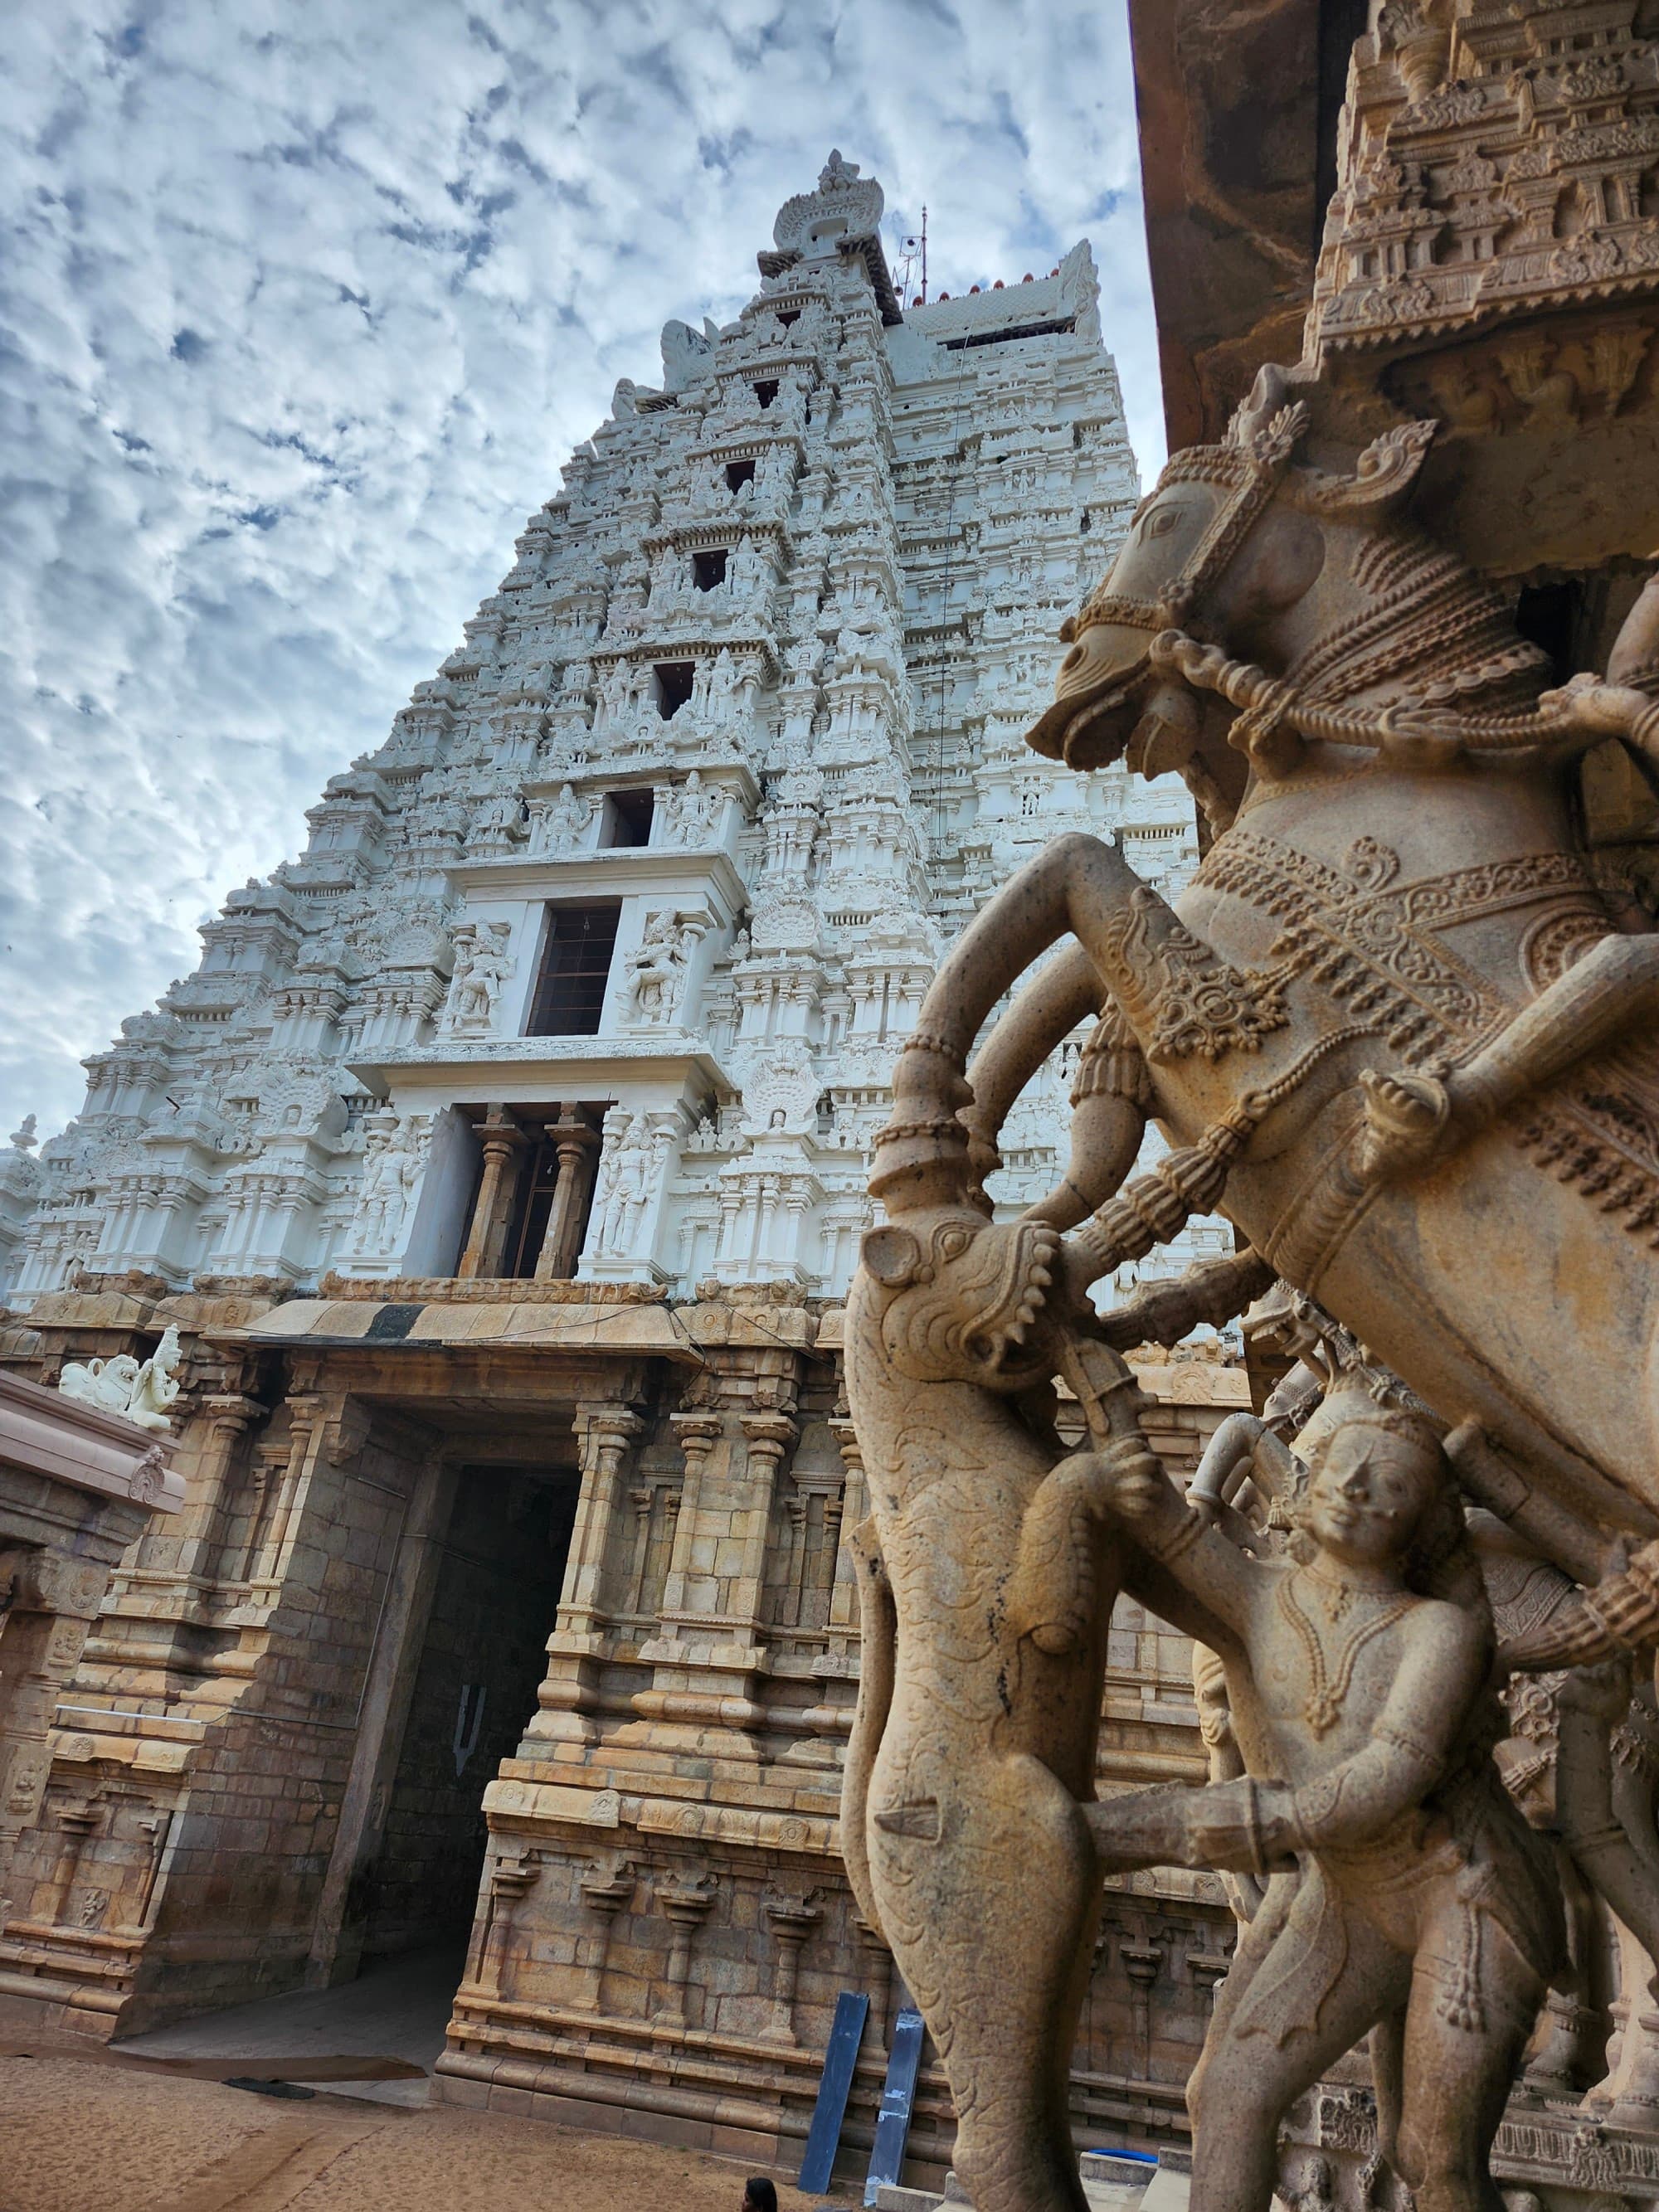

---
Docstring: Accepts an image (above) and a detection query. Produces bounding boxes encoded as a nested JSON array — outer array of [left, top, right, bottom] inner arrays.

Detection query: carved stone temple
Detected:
[[0, 154, 1243, 2176]]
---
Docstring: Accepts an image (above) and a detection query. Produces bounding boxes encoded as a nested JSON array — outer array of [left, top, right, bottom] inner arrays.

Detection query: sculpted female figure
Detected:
[[1090, 1384, 1563, 2212]]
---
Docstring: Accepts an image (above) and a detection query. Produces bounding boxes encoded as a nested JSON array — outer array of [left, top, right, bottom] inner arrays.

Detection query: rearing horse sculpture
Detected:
[[843, 362, 1659, 2212]]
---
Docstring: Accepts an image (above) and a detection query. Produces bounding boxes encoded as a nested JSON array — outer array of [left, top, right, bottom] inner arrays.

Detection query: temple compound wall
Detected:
[[0, 151, 1241, 2181]]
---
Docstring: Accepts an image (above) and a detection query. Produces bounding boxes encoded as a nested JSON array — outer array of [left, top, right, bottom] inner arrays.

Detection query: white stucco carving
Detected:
[[2, 154, 1219, 1311]]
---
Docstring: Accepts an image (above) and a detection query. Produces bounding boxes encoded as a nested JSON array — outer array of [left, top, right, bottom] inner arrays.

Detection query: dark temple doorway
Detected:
[[355, 1461, 577, 1962]]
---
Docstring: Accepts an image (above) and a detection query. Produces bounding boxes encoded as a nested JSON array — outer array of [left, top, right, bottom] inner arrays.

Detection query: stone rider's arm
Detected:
[[1098, 1453, 1258, 1639]]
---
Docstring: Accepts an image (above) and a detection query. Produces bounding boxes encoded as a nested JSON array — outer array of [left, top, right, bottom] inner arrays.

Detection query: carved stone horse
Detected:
[[844, 364, 1659, 2212]]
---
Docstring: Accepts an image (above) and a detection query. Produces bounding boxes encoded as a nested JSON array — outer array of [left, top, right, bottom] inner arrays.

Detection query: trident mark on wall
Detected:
[[453, 1683, 487, 1777]]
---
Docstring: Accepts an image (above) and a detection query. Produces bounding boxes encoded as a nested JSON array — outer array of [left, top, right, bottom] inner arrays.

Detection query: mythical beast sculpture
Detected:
[[843, 362, 1659, 2212]]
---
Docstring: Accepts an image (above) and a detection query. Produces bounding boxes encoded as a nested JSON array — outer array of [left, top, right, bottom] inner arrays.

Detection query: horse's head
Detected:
[[1028, 365, 1553, 811]]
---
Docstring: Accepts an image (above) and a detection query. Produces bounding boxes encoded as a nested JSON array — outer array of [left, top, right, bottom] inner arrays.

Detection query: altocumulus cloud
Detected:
[[0, 0, 1158, 1137]]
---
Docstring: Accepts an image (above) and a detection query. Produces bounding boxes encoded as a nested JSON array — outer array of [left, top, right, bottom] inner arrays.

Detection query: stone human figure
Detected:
[[126, 1325, 182, 1431], [657, 771, 723, 848], [1091, 1383, 1563, 2212], [593, 1112, 657, 1256], [445, 922, 513, 1033], [537, 782, 593, 855], [350, 1115, 426, 1256], [624, 910, 705, 1023]]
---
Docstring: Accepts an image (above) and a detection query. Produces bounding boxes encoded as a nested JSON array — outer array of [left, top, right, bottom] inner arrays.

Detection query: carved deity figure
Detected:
[[623, 910, 706, 1024], [655, 771, 724, 848], [59, 1324, 182, 1431], [126, 1324, 182, 1431], [591, 1112, 668, 1256], [445, 922, 514, 1033], [537, 781, 594, 854], [350, 1114, 428, 1256], [1092, 1387, 1562, 2212]]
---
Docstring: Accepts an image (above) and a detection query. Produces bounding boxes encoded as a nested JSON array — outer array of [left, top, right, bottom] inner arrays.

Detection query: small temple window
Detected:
[[752, 378, 779, 411], [601, 788, 654, 848], [776, 309, 800, 329], [527, 903, 620, 1037], [725, 459, 757, 493], [654, 661, 695, 718], [693, 547, 728, 591]]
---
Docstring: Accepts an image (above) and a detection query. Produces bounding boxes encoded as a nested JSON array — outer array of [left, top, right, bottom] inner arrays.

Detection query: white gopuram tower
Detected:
[[5, 152, 1199, 1311]]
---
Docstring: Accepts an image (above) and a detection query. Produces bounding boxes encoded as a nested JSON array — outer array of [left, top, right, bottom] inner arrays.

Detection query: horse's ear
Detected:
[[861, 1226, 922, 1287], [1288, 420, 1437, 515], [1224, 364, 1311, 469], [1224, 364, 1289, 450]]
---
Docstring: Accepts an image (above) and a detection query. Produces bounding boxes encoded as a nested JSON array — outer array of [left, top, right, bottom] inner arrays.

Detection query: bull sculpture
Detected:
[[841, 363, 1659, 2212]]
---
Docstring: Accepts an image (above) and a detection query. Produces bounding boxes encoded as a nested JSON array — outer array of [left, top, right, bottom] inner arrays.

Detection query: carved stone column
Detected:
[[654, 1870, 718, 2026], [1188, 1947, 1232, 2018], [732, 1409, 798, 1632], [533, 1106, 599, 1281], [655, 1412, 723, 1619], [469, 1846, 539, 2001], [1120, 1937, 1163, 2082], [576, 1852, 636, 2012], [762, 1884, 822, 2042], [854, 1910, 893, 2049], [458, 1104, 525, 1280], [190, 1393, 262, 1587], [0, 1550, 109, 1859], [533, 1403, 644, 1745]]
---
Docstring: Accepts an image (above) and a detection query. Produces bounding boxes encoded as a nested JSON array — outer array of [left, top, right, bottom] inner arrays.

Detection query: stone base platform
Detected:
[[873, 2146, 1188, 2212], [1282, 2083, 1659, 2212]]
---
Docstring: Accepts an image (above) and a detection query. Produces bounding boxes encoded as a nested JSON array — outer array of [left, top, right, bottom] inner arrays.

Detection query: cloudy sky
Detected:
[[1, 0, 1160, 1140]]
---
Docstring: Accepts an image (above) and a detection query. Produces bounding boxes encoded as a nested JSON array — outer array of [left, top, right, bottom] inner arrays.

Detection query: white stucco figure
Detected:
[[445, 923, 515, 1035], [59, 1323, 181, 1431]]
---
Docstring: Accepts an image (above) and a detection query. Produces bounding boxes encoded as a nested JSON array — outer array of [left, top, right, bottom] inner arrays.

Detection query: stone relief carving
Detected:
[[654, 770, 725, 848], [591, 1110, 674, 1258], [348, 1111, 432, 1258], [844, 353, 1659, 2212], [622, 909, 708, 1025], [443, 921, 515, 1036], [530, 781, 594, 855]]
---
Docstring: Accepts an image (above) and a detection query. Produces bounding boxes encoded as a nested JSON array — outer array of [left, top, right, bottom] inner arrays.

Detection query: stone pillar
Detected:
[[1188, 1947, 1232, 2018], [762, 1885, 822, 2043], [457, 1105, 524, 1280], [532, 1403, 644, 1745], [557, 1403, 646, 1639], [575, 1852, 636, 2012], [188, 1393, 263, 1584], [533, 1107, 599, 1281], [1120, 1937, 1163, 2081], [0, 1549, 109, 1860], [656, 1412, 723, 1617], [731, 1410, 797, 1633], [468, 1845, 540, 2002], [653, 1870, 717, 2026]]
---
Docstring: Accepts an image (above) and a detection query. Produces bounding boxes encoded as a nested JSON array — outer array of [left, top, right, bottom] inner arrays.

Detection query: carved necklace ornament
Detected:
[[1277, 1569, 1413, 1737]]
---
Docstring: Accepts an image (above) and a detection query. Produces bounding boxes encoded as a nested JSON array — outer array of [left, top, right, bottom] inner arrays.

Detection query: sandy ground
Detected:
[[0, 2049, 828, 2212]]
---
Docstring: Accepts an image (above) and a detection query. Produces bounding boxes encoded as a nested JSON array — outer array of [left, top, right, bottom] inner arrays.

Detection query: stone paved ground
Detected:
[[0, 2050, 825, 2212]]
